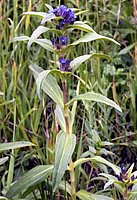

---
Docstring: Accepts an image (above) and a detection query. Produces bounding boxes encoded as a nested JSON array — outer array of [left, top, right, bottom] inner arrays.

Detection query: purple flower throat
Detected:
[[59, 57, 71, 72]]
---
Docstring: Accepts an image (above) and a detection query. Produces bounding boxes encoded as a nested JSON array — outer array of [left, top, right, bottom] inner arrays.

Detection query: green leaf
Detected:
[[75, 10, 89, 16], [118, 42, 137, 55], [27, 26, 49, 50], [70, 53, 111, 72], [41, 12, 58, 24], [127, 163, 134, 176], [45, 3, 53, 11], [104, 180, 116, 190], [23, 11, 47, 18], [76, 190, 114, 200], [0, 141, 35, 152], [34, 38, 54, 52], [66, 92, 122, 112], [55, 105, 66, 132], [99, 173, 118, 189], [70, 80, 80, 134], [70, 32, 120, 46], [10, 36, 54, 52], [74, 156, 120, 174], [101, 141, 114, 146], [67, 21, 95, 33], [70, 54, 91, 71], [58, 181, 71, 196], [41, 72, 64, 109], [10, 36, 30, 43], [52, 131, 76, 192], [6, 165, 53, 198], [0, 157, 9, 165], [0, 197, 8, 200], [43, 69, 72, 81], [29, 65, 64, 109], [29, 64, 44, 80]]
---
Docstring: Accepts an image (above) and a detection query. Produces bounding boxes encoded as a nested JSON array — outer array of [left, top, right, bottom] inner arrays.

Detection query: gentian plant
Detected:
[[6, 3, 137, 200], [99, 163, 137, 200]]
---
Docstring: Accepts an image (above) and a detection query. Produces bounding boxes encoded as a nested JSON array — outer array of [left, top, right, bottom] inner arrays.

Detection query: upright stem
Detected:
[[62, 80, 76, 200], [7, 62, 17, 187], [123, 186, 128, 200], [62, 80, 67, 104], [69, 160, 76, 200]]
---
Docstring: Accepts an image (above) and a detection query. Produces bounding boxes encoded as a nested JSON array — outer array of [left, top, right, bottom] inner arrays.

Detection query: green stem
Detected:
[[7, 100, 16, 187], [123, 186, 128, 200], [7, 62, 17, 187], [62, 80, 76, 200], [70, 161, 76, 200], [62, 80, 67, 104]]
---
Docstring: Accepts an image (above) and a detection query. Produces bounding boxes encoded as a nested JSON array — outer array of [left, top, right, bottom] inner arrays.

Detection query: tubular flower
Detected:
[[59, 36, 68, 46], [51, 36, 68, 49], [52, 5, 75, 29], [115, 166, 128, 182], [59, 57, 71, 71]]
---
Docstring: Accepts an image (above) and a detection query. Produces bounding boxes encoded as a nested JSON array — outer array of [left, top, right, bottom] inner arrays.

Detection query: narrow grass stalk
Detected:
[[7, 101, 16, 187], [7, 62, 17, 187]]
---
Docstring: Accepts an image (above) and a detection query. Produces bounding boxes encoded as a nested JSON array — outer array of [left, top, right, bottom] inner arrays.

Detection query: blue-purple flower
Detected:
[[51, 5, 76, 29], [59, 36, 68, 46], [121, 166, 127, 175], [59, 57, 71, 71], [51, 36, 68, 49]]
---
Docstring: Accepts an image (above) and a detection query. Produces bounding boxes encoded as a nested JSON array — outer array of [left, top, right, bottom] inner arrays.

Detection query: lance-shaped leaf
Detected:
[[0, 157, 9, 165], [10, 36, 53, 52], [41, 73, 64, 109], [23, 11, 47, 18], [76, 190, 114, 200], [10, 36, 30, 43], [6, 165, 53, 198], [55, 105, 66, 132], [0, 141, 35, 152], [70, 53, 111, 72], [41, 12, 58, 24], [27, 26, 49, 50], [34, 38, 54, 52], [118, 42, 137, 55], [99, 173, 118, 190], [29, 65, 64, 109], [52, 131, 76, 192], [29, 64, 44, 80], [66, 92, 122, 112], [74, 156, 120, 175], [67, 21, 95, 33], [70, 32, 120, 46]]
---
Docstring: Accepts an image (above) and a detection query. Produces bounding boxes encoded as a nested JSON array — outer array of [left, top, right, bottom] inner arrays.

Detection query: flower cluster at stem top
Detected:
[[51, 5, 76, 72], [51, 5, 76, 30], [115, 166, 135, 191]]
